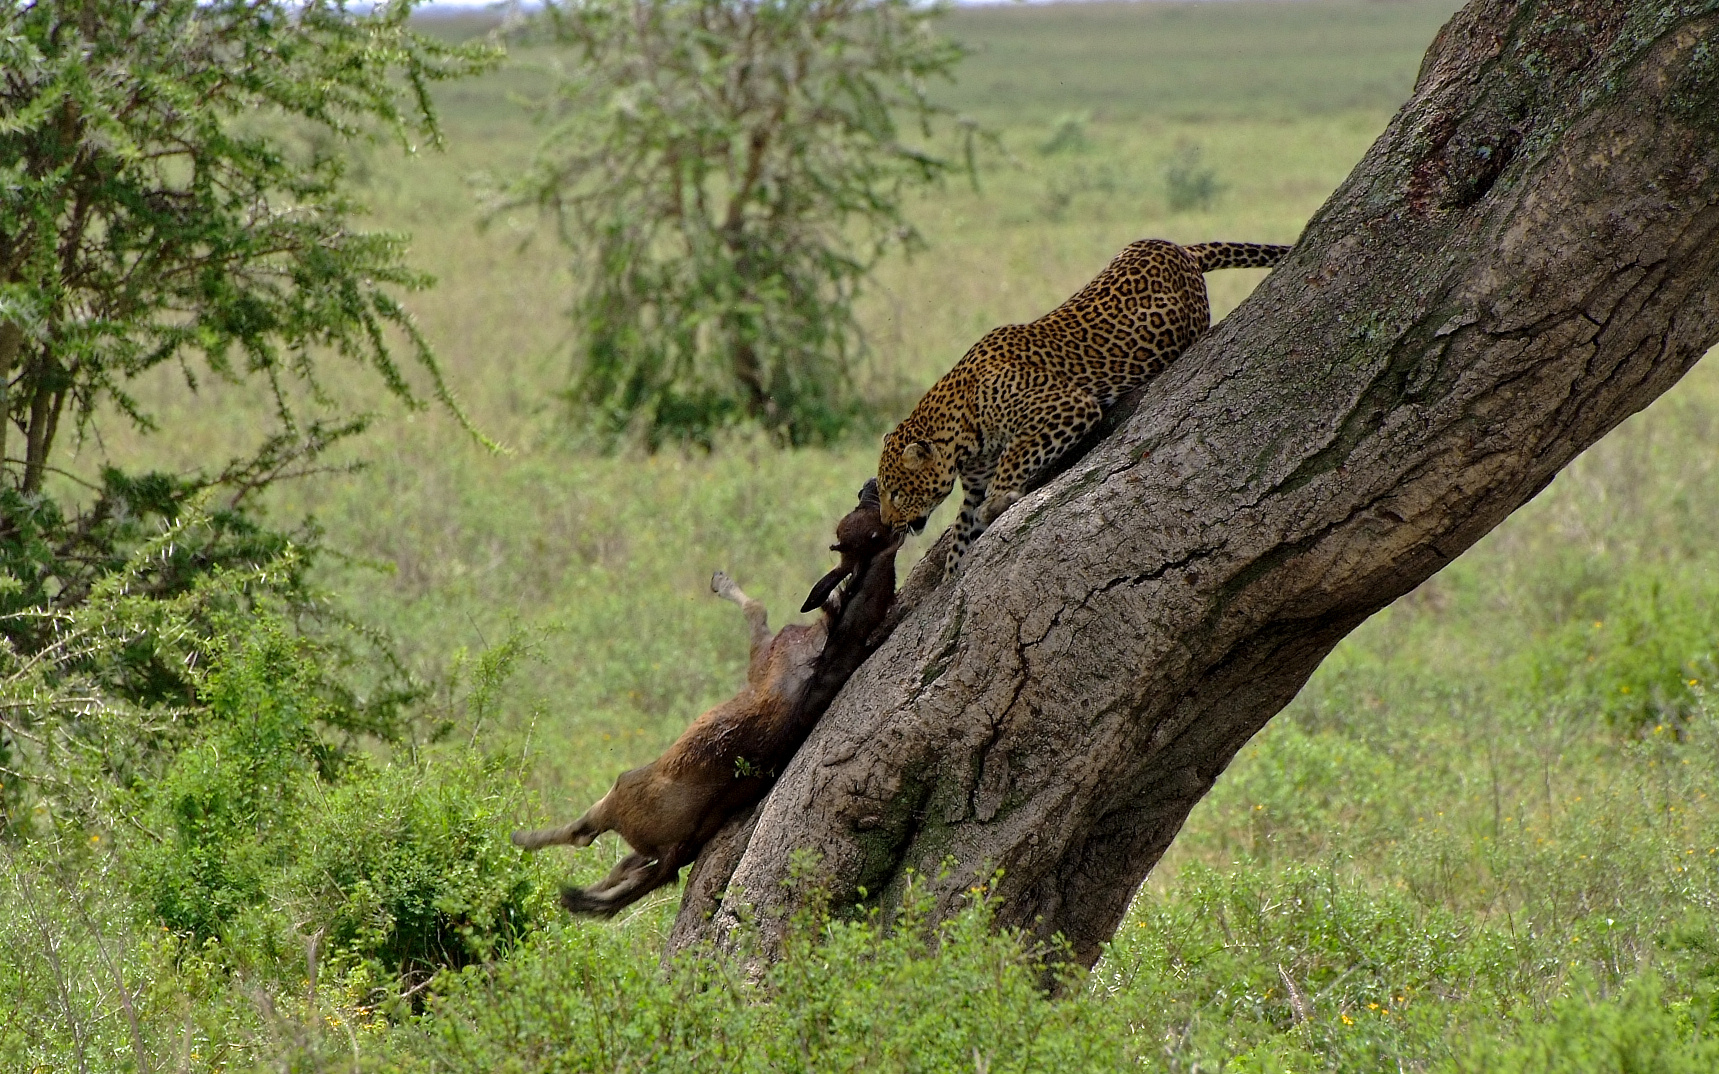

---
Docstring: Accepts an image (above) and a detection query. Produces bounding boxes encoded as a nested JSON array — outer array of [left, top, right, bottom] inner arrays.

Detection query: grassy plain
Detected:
[[15, 0, 1719, 1070]]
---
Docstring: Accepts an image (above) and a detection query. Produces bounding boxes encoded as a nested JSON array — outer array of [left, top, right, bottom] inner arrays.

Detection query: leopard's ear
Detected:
[[900, 441, 932, 471]]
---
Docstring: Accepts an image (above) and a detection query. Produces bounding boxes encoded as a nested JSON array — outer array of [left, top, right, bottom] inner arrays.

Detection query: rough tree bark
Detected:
[[668, 0, 1719, 966]]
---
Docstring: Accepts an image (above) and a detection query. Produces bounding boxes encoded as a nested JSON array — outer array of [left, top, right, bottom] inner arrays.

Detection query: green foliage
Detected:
[[0, 845, 269, 1074], [1193, 717, 1401, 862], [287, 756, 552, 1001], [504, 0, 971, 447], [127, 617, 338, 940], [1445, 977, 1719, 1074], [0, 469, 304, 646], [391, 922, 763, 1072], [1164, 141, 1223, 212], [1527, 568, 1719, 733], [1037, 112, 1092, 156], [390, 881, 1122, 1072], [1107, 861, 1490, 1070], [0, 0, 496, 656], [3, 530, 544, 1021], [118, 615, 549, 997], [0, 514, 412, 837], [761, 878, 1119, 1071]]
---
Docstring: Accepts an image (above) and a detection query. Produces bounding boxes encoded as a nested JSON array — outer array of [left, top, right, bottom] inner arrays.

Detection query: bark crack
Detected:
[[1094, 543, 1224, 597]]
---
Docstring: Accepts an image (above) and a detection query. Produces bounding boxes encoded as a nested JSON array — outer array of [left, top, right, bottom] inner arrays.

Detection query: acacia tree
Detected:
[[507, 0, 970, 447], [670, 0, 1719, 965], [0, 0, 492, 631]]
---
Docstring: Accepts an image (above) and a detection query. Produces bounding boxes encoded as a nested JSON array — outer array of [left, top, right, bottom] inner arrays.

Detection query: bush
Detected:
[[287, 756, 554, 1003], [1190, 718, 1402, 862], [1164, 142, 1222, 212], [391, 880, 1125, 1072], [1, 523, 408, 839], [1445, 976, 1719, 1074], [1038, 113, 1092, 156], [123, 630, 551, 999], [2, 573, 557, 1002], [127, 618, 335, 940], [506, 0, 973, 447], [0, 844, 268, 1074], [1526, 568, 1719, 734]]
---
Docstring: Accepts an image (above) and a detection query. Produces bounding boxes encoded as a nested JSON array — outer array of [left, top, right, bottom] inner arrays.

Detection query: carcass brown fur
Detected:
[[512, 481, 900, 916]]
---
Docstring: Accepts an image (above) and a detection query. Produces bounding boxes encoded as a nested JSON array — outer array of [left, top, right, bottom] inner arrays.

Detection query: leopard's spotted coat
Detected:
[[877, 238, 1291, 576]]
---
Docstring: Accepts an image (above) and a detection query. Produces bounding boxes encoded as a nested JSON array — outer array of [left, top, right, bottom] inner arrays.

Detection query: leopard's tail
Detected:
[[1184, 241, 1293, 273]]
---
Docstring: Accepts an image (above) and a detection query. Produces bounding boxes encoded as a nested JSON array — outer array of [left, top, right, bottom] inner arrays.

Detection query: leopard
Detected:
[[876, 238, 1292, 577]]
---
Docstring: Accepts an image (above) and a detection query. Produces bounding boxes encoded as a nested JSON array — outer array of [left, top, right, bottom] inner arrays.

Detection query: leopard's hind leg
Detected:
[[945, 383, 1101, 576], [981, 386, 1101, 521]]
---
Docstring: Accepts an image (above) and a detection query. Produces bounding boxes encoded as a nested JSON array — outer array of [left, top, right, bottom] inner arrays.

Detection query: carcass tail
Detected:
[[1184, 241, 1293, 273]]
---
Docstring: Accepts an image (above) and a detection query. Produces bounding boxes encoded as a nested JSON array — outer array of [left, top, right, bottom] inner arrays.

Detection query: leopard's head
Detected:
[[877, 425, 956, 534]]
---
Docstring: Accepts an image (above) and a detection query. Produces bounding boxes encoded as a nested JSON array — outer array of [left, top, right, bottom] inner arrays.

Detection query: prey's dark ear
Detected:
[[801, 563, 852, 613]]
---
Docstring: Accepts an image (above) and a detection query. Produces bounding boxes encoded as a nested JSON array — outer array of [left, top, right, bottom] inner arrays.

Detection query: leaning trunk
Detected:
[[670, 0, 1719, 966]]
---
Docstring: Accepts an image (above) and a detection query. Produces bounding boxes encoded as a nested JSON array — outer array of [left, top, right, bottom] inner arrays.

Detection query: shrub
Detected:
[[505, 0, 973, 447], [1164, 142, 1222, 212], [286, 755, 554, 1003], [127, 617, 349, 940], [1526, 569, 1719, 734], [1444, 976, 1719, 1074], [1038, 113, 1092, 156], [2, 522, 406, 836], [392, 880, 1126, 1072], [0, 0, 494, 663], [760, 879, 1124, 1072], [0, 844, 268, 1074]]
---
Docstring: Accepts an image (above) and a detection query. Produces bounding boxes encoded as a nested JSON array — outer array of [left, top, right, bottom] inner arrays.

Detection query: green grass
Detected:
[[934, 0, 1461, 123], [12, 1, 1719, 1069]]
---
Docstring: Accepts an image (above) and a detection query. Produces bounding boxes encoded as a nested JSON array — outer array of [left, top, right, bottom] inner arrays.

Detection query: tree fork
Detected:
[[670, 0, 1719, 965]]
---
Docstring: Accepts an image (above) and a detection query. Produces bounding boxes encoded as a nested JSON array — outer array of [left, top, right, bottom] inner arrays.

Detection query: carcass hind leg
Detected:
[[511, 795, 609, 850], [512, 816, 600, 850], [712, 570, 770, 656], [585, 851, 651, 896], [559, 845, 692, 918]]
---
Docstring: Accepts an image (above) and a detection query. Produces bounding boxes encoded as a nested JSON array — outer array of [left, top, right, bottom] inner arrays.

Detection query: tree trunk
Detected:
[[0, 320, 20, 482], [669, 0, 1719, 967]]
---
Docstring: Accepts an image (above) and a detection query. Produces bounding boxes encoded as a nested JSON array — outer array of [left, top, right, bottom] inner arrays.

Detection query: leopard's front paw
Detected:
[[977, 490, 1022, 526]]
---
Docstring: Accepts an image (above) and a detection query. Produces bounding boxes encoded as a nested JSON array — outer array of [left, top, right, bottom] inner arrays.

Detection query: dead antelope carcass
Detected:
[[513, 481, 900, 916]]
